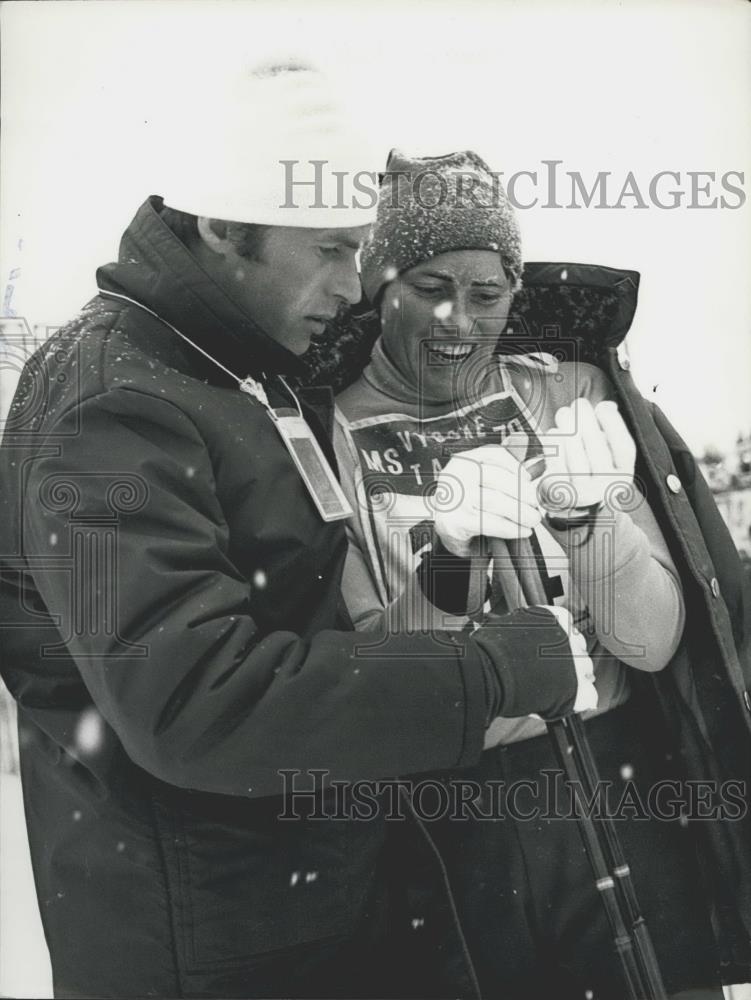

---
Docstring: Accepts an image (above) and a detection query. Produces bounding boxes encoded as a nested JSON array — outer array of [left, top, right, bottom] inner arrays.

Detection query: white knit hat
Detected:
[[160, 63, 379, 228]]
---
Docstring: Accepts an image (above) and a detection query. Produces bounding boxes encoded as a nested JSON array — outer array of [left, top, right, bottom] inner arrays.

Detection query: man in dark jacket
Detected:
[[0, 66, 590, 998]]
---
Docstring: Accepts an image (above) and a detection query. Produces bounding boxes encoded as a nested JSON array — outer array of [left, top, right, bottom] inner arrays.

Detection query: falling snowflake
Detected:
[[289, 871, 300, 887], [411, 917, 425, 930], [253, 569, 267, 590], [72, 810, 82, 822], [74, 707, 105, 755], [185, 466, 195, 479], [620, 764, 634, 780], [305, 871, 318, 883], [49, 533, 58, 546], [116, 841, 125, 853], [433, 301, 452, 320]]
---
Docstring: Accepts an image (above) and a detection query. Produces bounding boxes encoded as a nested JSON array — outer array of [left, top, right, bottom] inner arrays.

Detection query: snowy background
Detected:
[[1, 0, 750, 996], [2, 0, 750, 454]]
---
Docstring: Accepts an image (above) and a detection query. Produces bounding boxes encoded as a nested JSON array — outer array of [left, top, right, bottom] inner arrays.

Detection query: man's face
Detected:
[[216, 225, 369, 355], [379, 250, 513, 404]]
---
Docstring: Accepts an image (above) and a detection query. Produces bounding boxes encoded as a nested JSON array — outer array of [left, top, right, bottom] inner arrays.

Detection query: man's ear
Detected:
[[197, 217, 230, 256]]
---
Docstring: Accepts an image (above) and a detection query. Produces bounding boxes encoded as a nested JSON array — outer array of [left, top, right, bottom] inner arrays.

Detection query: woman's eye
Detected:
[[412, 284, 444, 297], [474, 293, 503, 305], [318, 246, 341, 257]]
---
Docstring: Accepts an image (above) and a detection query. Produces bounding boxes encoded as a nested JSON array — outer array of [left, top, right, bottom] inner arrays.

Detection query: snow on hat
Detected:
[[360, 149, 522, 305], [160, 62, 379, 228]]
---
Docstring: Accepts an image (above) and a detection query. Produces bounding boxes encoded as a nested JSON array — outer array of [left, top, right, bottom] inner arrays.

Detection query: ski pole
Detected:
[[493, 534, 667, 998], [567, 710, 667, 997], [547, 714, 649, 1000]]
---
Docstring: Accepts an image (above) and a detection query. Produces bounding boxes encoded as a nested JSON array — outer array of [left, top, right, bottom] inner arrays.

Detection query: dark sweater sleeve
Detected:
[[416, 531, 490, 616]]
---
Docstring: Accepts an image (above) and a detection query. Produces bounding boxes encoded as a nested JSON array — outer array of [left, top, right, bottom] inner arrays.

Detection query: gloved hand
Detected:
[[433, 445, 542, 557], [540, 605, 598, 714], [469, 604, 598, 722], [538, 398, 637, 518]]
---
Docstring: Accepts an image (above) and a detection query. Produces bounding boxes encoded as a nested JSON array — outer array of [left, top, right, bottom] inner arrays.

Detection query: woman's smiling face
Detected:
[[379, 250, 514, 403]]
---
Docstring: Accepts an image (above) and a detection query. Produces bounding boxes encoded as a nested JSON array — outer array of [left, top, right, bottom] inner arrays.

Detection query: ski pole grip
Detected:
[[505, 537, 548, 606]]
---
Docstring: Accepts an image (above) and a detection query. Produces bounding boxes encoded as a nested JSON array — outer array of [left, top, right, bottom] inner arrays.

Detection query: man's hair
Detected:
[[160, 204, 269, 261]]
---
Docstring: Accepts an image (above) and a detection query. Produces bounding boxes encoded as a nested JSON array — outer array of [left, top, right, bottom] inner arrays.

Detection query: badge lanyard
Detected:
[[96, 289, 353, 523]]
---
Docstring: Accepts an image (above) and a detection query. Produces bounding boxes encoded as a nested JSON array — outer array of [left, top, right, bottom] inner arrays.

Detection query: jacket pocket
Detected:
[[156, 789, 384, 972]]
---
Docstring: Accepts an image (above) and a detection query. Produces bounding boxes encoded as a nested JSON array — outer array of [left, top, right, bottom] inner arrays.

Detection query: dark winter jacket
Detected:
[[1, 197, 749, 996], [483, 263, 751, 986], [0, 197, 502, 999], [450, 262, 751, 987]]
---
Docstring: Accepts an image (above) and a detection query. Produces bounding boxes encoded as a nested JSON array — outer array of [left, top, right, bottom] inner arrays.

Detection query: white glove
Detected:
[[538, 399, 637, 515], [433, 445, 542, 557], [546, 605, 598, 714]]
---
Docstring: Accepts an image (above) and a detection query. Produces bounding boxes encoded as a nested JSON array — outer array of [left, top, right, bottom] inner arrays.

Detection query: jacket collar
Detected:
[[504, 261, 640, 359], [96, 196, 305, 380]]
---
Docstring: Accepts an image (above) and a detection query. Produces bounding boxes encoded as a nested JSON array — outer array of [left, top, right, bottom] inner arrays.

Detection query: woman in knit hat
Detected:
[[332, 150, 725, 998]]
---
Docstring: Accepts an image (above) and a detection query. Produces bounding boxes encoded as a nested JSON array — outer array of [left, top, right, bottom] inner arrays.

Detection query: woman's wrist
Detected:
[[544, 501, 604, 545]]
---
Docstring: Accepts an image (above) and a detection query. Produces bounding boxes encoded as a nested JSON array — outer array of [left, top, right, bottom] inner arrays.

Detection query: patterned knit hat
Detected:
[[360, 149, 522, 306]]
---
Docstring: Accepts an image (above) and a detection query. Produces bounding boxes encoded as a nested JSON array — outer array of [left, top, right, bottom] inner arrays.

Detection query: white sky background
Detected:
[[1, 0, 750, 455]]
